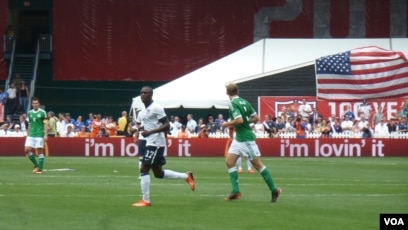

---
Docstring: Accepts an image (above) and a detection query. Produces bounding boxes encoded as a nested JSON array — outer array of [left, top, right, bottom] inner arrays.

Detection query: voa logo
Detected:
[[380, 214, 407, 230]]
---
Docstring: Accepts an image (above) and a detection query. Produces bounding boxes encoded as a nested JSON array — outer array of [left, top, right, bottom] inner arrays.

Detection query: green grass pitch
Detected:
[[1, 157, 407, 230]]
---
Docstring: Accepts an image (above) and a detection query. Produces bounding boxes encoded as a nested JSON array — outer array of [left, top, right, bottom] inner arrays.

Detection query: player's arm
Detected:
[[248, 113, 259, 123], [222, 116, 243, 128]]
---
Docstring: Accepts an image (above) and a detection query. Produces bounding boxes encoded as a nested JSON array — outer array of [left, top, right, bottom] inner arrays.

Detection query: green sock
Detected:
[[38, 154, 45, 171], [28, 152, 39, 167], [260, 167, 277, 192], [228, 168, 240, 193]]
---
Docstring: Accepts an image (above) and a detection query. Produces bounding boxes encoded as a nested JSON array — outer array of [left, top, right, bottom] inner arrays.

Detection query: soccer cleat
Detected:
[[186, 171, 195, 191], [238, 168, 243, 174], [32, 166, 39, 174], [225, 192, 241, 201], [271, 187, 282, 203], [132, 200, 151, 207], [248, 169, 255, 174]]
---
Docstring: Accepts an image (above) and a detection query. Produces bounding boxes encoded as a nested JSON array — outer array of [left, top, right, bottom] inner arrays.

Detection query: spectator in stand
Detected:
[[328, 114, 337, 124], [17, 114, 28, 132], [171, 116, 182, 136], [12, 73, 23, 91], [4, 115, 15, 130], [372, 105, 384, 128], [6, 83, 18, 115], [358, 99, 372, 122], [74, 115, 85, 132], [298, 98, 312, 119], [46, 111, 57, 137], [11, 124, 26, 137], [397, 117, 408, 133], [177, 125, 191, 138], [280, 110, 289, 125], [97, 123, 110, 137], [357, 113, 369, 130], [351, 120, 361, 133], [101, 113, 109, 124], [253, 120, 265, 136], [374, 117, 389, 135], [91, 114, 102, 138], [311, 120, 319, 133], [65, 113, 75, 124], [275, 117, 286, 132], [198, 124, 209, 138], [341, 115, 353, 134], [361, 127, 372, 138], [342, 105, 355, 121], [186, 114, 197, 133], [77, 125, 90, 137], [206, 115, 218, 134], [271, 126, 280, 138], [319, 119, 332, 138], [86, 113, 94, 132], [400, 100, 408, 118], [0, 88, 7, 123], [215, 114, 226, 133], [332, 119, 343, 134], [262, 114, 275, 138], [290, 99, 300, 118], [295, 117, 307, 138], [285, 117, 295, 132], [195, 118, 205, 134], [61, 124, 77, 137], [18, 81, 29, 113], [309, 107, 323, 125], [387, 117, 398, 133], [117, 111, 128, 136], [0, 123, 10, 137], [106, 116, 118, 136], [56, 113, 67, 137]]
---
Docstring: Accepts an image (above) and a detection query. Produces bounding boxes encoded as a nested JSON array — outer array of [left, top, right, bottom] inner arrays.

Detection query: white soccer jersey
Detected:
[[136, 101, 167, 146]]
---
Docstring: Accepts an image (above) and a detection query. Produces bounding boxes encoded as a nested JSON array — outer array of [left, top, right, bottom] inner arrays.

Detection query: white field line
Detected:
[[0, 175, 408, 182], [0, 193, 406, 198], [1, 182, 407, 186]]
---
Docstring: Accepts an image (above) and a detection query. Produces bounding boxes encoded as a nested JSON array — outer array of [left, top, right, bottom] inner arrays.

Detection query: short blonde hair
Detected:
[[226, 83, 238, 96]]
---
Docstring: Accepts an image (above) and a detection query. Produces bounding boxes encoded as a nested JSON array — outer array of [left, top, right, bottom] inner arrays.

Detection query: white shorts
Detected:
[[25, 137, 44, 149], [228, 140, 261, 160]]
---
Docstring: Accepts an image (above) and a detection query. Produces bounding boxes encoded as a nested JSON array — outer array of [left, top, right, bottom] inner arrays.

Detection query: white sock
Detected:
[[163, 170, 187, 179], [236, 157, 242, 169], [247, 159, 253, 170], [138, 159, 142, 173], [140, 174, 150, 202]]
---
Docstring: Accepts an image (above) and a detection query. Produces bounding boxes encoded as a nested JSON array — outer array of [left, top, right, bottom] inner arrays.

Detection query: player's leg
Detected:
[[25, 137, 39, 173], [150, 147, 195, 191], [236, 156, 243, 173], [133, 146, 155, 207], [246, 158, 254, 173], [137, 139, 146, 177], [250, 156, 281, 202], [36, 148, 45, 174], [34, 137, 46, 174], [225, 140, 242, 200]]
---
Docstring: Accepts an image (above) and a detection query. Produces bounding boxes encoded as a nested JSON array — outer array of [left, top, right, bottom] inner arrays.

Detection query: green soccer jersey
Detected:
[[229, 96, 256, 142], [27, 108, 47, 137]]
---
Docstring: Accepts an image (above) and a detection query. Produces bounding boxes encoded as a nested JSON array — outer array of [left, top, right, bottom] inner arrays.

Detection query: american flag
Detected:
[[315, 46, 408, 100]]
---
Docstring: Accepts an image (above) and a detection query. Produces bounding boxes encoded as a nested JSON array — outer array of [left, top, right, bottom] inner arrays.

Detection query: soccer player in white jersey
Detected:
[[132, 86, 195, 207], [222, 83, 281, 202]]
